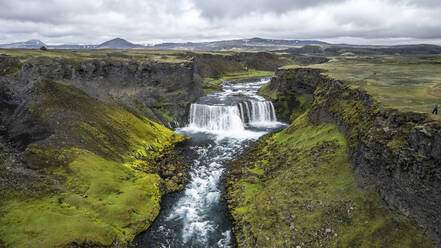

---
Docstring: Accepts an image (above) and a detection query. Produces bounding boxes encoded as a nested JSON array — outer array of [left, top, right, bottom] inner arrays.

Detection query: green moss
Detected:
[[227, 113, 434, 248], [131, 97, 149, 114], [288, 94, 311, 121], [152, 98, 175, 123], [0, 80, 186, 247], [201, 77, 223, 93], [257, 81, 276, 99], [0, 149, 162, 248], [313, 83, 382, 149], [221, 69, 274, 81], [248, 164, 264, 176], [259, 81, 312, 121], [387, 139, 406, 149], [29, 80, 183, 159], [0, 63, 21, 76]]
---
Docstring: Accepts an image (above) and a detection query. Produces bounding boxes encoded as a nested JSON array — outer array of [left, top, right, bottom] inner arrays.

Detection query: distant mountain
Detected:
[[96, 38, 141, 49], [0, 38, 144, 50], [0, 37, 328, 51], [151, 37, 329, 51], [48, 44, 98, 49], [1, 38, 440, 55], [50, 38, 141, 49], [0, 39, 46, 49]]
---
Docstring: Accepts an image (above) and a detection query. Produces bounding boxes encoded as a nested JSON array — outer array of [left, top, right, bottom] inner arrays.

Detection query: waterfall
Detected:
[[238, 102, 245, 123], [237, 100, 277, 125], [138, 79, 287, 248], [188, 103, 245, 132], [185, 100, 278, 138]]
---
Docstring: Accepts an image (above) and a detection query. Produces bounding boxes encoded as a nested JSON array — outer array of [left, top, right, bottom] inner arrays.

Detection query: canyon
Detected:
[[0, 49, 439, 248]]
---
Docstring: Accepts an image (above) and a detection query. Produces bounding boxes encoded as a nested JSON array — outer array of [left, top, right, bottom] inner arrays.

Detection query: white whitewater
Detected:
[[137, 78, 285, 248], [237, 100, 277, 126], [185, 100, 278, 138], [188, 103, 245, 132]]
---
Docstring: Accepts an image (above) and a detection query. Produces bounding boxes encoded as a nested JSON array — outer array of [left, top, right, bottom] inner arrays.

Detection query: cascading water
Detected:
[[134, 78, 286, 248], [188, 104, 245, 132], [237, 100, 277, 126], [188, 99, 278, 133]]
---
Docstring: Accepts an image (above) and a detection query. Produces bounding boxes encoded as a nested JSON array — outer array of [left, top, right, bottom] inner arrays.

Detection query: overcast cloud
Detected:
[[0, 0, 441, 45]]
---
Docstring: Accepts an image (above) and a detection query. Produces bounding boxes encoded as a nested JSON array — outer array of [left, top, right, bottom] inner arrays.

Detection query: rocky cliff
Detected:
[[0, 51, 224, 247], [0, 53, 196, 247], [17, 56, 202, 125], [0, 50, 290, 247], [226, 112, 435, 247], [259, 68, 441, 245]]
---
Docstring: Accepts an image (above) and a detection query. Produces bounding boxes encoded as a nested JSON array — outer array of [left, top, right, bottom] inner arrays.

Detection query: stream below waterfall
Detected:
[[133, 78, 286, 248]]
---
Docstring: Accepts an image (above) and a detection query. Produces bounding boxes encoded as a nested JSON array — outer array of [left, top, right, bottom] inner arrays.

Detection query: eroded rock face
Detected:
[[266, 68, 441, 244], [18, 56, 203, 125], [0, 52, 288, 247], [0, 54, 195, 246]]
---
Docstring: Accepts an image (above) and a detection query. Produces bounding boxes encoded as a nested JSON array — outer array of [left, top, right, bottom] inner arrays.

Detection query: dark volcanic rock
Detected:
[[18, 56, 203, 124], [266, 68, 441, 245], [0, 76, 52, 151]]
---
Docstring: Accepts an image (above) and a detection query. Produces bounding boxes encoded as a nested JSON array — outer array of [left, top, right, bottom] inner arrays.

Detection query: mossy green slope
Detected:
[[226, 113, 434, 248], [259, 81, 311, 122], [0, 80, 186, 248]]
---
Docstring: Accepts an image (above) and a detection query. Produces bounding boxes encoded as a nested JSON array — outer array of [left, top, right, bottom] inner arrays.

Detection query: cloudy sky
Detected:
[[1, 0, 441, 45]]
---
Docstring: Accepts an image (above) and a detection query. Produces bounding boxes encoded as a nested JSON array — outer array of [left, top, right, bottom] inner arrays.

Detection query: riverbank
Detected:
[[0, 79, 190, 247], [226, 113, 434, 247], [0, 50, 289, 247], [2, 49, 440, 247], [134, 78, 286, 247], [226, 67, 440, 247]]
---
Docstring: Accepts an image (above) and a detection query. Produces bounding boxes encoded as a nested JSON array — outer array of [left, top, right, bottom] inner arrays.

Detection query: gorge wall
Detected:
[[18, 56, 201, 125], [0, 54, 195, 247], [260, 68, 441, 245], [0, 51, 288, 247]]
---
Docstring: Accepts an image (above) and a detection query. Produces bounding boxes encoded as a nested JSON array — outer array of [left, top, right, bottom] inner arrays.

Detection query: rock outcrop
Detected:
[[261, 68, 441, 244], [17, 56, 203, 125], [0, 54, 197, 247], [226, 113, 435, 248], [0, 51, 288, 247]]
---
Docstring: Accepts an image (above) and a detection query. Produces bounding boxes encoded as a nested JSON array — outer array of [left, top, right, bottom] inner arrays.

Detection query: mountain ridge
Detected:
[[96, 37, 141, 49], [0, 39, 46, 49], [2, 38, 441, 54], [0, 37, 329, 51]]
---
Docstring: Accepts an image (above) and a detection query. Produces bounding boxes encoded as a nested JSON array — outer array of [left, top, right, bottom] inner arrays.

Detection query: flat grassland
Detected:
[[0, 48, 227, 63], [283, 55, 441, 118]]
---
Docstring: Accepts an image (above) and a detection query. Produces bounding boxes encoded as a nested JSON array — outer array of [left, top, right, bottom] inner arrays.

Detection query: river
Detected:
[[134, 78, 286, 248]]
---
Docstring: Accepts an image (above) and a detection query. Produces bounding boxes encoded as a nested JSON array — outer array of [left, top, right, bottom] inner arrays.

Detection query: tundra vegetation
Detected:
[[0, 49, 290, 247], [1, 48, 440, 248], [226, 113, 434, 247], [226, 54, 441, 247], [282, 55, 441, 118], [0, 79, 188, 247]]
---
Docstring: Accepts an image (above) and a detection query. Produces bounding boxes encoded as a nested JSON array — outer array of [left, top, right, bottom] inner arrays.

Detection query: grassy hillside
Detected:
[[0, 80, 187, 247], [226, 113, 434, 248]]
